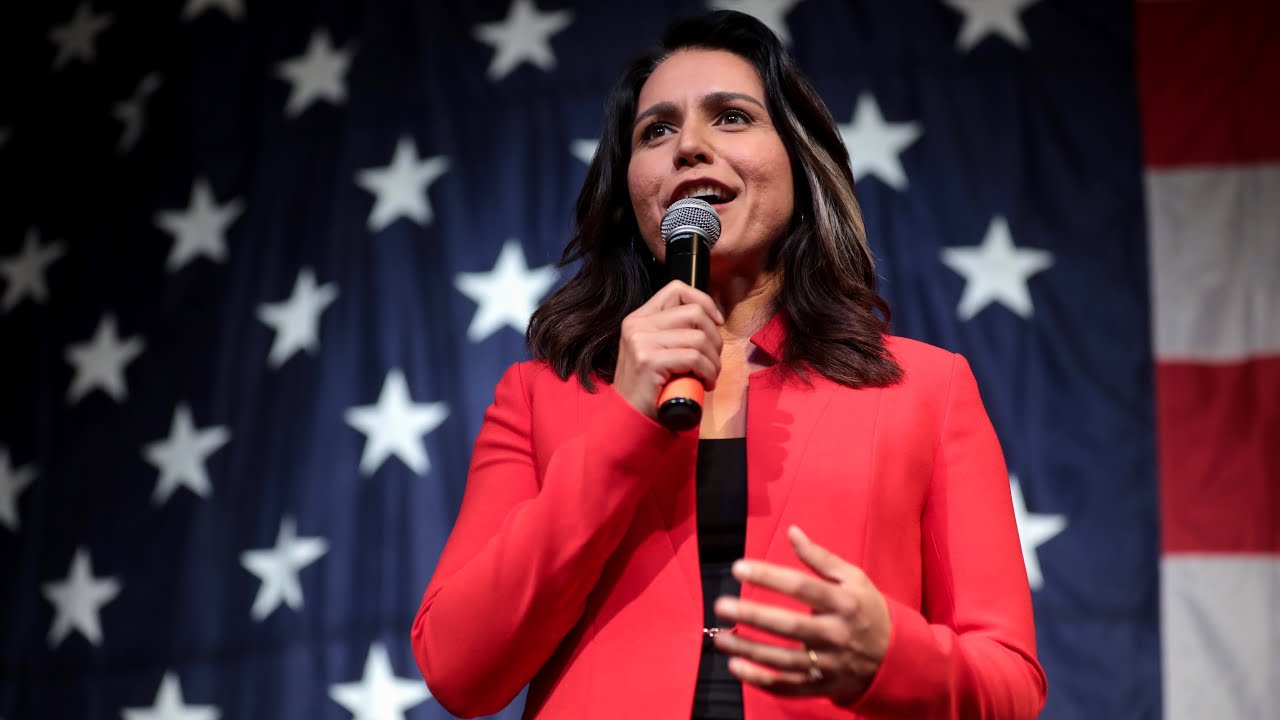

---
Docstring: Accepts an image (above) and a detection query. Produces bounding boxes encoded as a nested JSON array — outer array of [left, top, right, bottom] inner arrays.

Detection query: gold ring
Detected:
[[806, 647, 824, 682]]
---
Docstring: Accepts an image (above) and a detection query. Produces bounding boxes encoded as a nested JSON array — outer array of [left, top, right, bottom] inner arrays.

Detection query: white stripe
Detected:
[[1161, 555, 1280, 720], [1146, 164, 1280, 361]]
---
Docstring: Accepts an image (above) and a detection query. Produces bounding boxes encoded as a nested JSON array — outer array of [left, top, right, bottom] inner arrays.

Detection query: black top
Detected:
[[691, 438, 747, 720]]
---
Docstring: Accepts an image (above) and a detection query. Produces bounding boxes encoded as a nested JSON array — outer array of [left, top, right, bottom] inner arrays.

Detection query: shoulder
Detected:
[[882, 335, 968, 391], [874, 335, 989, 418], [483, 361, 583, 434], [878, 336, 992, 429], [496, 359, 593, 404], [492, 360, 631, 450], [854, 337, 992, 453]]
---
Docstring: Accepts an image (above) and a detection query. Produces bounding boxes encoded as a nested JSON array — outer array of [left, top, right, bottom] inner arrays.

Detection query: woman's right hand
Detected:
[[614, 280, 725, 421]]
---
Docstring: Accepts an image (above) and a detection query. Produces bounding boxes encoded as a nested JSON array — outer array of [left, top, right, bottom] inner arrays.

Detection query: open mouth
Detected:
[[671, 184, 737, 207]]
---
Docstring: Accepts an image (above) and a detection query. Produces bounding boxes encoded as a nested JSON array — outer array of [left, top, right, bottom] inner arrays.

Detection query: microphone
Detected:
[[657, 198, 721, 431]]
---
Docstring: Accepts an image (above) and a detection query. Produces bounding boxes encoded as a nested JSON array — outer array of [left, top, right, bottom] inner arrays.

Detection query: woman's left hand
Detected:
[[713, 525, 891, 704]]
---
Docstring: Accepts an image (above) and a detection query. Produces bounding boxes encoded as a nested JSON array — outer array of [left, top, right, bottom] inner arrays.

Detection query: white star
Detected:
[[1009, 475, 1066, 591], [122, 672, 221, 720], [1, 228, 66, 312], [112, 73, 162, 154], [256, 267, 339, 369], [240, 516, 329, 621], [42, 547, 121, 647], [473, 0, 574, 81], [344, 370, 448, 476], [708, 0, 804, 45], [65, 313, 145, 404], [940, 216, 1054, 320], [944, 0, 1041, 51], [181, 0, 244, 22], [570, 138, 598, 166], [275, 30, 354, 118], [0, 447, 37, 533], [355, 136, 449, 233], [838, 93, 923, 191], [329, 643, 431, 720], [154, 178, 243, 272], [142, 404, 231, 506], [454, 239, 558, 343], [48, 2, 113, 70]]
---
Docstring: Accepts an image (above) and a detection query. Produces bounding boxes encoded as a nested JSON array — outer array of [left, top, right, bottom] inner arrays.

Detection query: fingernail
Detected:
[[789, 525, 809, 544], [732, 560, 752, 579]]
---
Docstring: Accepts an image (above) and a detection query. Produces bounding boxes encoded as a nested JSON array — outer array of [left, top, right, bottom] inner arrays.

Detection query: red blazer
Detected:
[[412, 316, 1047, 719]]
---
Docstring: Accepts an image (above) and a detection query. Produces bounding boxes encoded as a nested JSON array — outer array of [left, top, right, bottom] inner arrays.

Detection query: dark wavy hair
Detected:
[[527, 10, 902, 390]]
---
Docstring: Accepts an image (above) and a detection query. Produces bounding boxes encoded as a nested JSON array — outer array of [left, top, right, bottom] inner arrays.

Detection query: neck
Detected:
[[708, 268, 778, 363], [697, 268, 776, 438]]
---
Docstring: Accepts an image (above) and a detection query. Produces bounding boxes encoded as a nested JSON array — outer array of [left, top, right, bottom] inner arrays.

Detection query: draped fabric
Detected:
[[0, 1, 1268, 718], [1137, 1, 1280, 718]]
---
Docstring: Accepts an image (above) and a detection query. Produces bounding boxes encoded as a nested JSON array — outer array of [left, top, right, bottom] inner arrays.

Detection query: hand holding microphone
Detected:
[[614, 199, 722, 430]]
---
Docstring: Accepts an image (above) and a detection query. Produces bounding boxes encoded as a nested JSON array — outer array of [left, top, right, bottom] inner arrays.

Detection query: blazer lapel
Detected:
[[743, 368, 834, 567], [643, 312, 839, 608], [649, 446, 700, 605], [650, 368, 835, 610]]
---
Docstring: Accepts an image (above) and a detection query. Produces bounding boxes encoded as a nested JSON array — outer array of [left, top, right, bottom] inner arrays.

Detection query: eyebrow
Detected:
[[632, 91, 768, 129]]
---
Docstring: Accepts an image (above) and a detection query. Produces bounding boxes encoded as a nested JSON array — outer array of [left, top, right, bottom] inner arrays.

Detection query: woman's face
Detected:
[[627, 49, 795, 273]]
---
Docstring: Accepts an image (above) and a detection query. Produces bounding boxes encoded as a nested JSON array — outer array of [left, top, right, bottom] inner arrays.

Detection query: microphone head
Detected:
[[661, 198, 721, 246]]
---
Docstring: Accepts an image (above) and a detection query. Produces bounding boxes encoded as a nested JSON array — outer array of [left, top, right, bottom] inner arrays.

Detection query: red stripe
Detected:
[[1158, 358, 1280, 553], [1136, 0, 1280, 167]]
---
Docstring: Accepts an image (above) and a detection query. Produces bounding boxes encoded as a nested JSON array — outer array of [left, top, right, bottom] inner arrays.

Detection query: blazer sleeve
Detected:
[[410, 362, 694, 718], [846, 354, 1048, 719]]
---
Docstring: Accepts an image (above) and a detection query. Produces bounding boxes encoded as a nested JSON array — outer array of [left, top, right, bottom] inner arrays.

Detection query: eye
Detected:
[[718, 108, 752, 125], [639, 121, 673, 143]]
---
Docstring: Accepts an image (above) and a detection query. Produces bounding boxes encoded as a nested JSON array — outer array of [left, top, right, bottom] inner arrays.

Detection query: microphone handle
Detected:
[[657, 232, 711, 431]]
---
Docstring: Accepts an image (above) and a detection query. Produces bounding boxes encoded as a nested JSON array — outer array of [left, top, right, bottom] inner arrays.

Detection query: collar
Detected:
[[749, 311, 786, 361]]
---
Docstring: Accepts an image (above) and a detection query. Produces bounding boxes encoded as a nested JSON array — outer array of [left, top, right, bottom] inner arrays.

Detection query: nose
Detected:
[[673, 122, 713, 168]]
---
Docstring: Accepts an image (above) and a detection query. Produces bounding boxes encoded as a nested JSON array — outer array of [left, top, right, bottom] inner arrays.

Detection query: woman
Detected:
[[411, 10, 1046, 719]]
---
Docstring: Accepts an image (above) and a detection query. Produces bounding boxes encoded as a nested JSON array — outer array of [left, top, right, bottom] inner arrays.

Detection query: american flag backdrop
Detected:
[[0, 0, 1274, 718]]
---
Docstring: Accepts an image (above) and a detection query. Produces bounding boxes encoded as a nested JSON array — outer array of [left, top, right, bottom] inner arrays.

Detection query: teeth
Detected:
[[680, 185, 727, 202]]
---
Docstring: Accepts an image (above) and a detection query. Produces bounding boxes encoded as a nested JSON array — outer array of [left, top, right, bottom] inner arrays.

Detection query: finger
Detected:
[[651, 347, 719, 389], [788, 525, 857, 584], [638, 304, 723, 349], [648, 328, 722, 366], [714, 632, 811, 674], [725, 657, 820, 698], [649, 280, 724, 323], [627, 330, 721, 386], [730, 559, 841, 614], [714, 596, 834, 646]]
